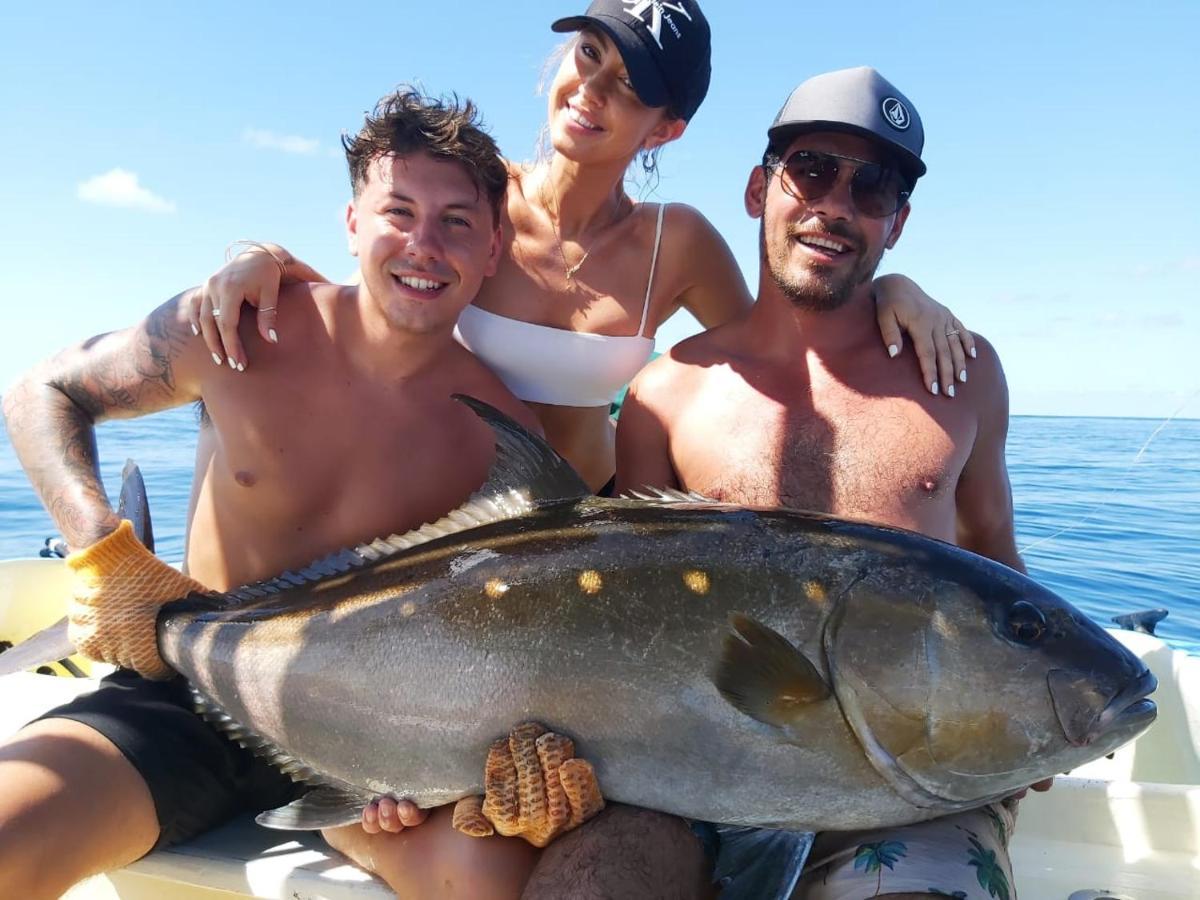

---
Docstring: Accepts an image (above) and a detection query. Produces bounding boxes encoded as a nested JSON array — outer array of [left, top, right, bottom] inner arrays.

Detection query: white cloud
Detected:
[[77, 168, 176, 213], [242, 127, 320, 155]]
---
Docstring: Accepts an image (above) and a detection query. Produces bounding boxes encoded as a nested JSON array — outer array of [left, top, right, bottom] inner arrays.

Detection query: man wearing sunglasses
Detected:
[[617, 67, 1040, 899]]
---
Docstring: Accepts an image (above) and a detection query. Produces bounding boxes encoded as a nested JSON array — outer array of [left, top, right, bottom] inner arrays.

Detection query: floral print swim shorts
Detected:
[[794, 799, 1019, 900]]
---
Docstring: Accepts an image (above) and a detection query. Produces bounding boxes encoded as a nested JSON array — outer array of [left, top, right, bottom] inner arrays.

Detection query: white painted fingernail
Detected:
[[947, 384, 955, 398], [268, 328, 278, 344], [888, 344, 899, 358], [191, 323, 199, 336], [970, 347, 978, 359], [931, 381, 939, 395], [959, 370, 968, 383], [212, 352, 223, 366], [236, 362, 245, 373], [227, 357, 237, 369]]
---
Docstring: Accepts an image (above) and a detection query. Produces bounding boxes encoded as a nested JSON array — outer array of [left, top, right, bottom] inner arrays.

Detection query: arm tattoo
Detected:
[[58, 304, 182, 417], [2, 300, 193, 549]]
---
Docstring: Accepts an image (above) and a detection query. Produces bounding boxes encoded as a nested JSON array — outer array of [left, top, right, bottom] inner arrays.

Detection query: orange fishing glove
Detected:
[[66, 520, 208, 680], [452, 722, 605, 847]]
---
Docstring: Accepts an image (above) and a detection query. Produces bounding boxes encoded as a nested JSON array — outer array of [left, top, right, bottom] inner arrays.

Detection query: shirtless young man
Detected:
[[616, 68, 1039, 900], [0, 90, 602, 899]]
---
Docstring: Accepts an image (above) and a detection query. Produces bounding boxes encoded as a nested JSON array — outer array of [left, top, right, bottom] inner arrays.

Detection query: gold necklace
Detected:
[[541, 177, 596, 284]]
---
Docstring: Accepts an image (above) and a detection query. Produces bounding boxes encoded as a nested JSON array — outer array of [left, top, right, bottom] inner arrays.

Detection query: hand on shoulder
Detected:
[[959, 333, 1007, 403]]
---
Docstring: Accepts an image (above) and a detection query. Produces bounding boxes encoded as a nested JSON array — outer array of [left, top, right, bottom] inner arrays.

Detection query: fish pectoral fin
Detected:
[[713, 613, 830, 728], [255, 785, 376, 831], [712, 825, 815, 900]]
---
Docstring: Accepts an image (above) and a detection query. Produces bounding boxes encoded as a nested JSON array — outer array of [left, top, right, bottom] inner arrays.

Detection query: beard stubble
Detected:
[[760, 217, 885, 311]]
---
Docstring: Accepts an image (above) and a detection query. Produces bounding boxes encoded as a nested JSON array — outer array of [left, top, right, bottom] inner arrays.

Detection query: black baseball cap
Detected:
[[551, 0, 711, 122], [768, 67, 927, 182]]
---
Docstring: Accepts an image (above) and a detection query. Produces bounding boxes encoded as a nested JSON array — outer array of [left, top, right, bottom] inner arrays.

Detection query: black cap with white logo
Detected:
[[552, 0, 711, 122], [768, 67, 926, 181]]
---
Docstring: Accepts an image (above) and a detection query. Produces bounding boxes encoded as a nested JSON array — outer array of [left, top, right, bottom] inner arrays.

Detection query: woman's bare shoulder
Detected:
[[650, 203, 736, 273], [641, 202, 748, 327], [656, 202, 722, 240]]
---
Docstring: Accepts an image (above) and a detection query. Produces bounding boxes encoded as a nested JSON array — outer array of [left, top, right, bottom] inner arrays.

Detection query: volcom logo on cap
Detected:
[[623, 0, 692, 49], [881, 97, 911, 131]]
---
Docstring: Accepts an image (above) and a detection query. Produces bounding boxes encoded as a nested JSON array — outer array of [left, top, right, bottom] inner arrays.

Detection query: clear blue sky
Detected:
[[1, 1, 1196, 418]]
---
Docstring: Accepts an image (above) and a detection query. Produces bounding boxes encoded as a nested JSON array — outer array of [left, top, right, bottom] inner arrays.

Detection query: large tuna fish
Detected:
[[2, 398, 1157, 897]]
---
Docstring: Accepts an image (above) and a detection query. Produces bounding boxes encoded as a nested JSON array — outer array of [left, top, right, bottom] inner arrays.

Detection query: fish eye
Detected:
[[1007, 601, 1047, 644]]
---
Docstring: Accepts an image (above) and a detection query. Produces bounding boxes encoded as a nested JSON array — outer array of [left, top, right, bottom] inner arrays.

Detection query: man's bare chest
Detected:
[[675, 384, 975, 528], [206, 391, 488, 541]]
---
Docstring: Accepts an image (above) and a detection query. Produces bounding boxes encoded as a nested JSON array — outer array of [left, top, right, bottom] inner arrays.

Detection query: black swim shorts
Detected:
[[37, 668, 301, 850]]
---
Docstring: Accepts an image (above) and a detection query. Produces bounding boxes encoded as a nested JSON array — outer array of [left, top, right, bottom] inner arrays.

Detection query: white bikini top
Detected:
[[454, 204, 665, 408]]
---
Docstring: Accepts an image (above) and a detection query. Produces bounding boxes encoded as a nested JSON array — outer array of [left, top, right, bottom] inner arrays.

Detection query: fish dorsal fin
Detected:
[[713, 613, 830, 729], [453, 394, 589, 504], [620, 486, 720, 504], [195, 395, 589, 610]]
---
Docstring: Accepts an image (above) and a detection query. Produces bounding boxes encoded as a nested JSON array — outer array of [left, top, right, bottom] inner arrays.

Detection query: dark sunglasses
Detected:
[[770, 150, 911, 219]]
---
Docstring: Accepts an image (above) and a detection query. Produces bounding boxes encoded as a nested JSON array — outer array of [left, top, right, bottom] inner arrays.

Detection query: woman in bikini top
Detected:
[[187, 1, 974, 493]]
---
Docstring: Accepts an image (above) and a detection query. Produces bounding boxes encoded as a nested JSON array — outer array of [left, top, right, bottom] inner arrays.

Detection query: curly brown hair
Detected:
[[343, 88, 508, 223]]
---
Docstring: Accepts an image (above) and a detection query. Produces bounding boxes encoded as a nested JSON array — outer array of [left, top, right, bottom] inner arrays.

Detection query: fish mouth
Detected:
[[1050, 667, 1158, 747], [1093, 668, 1158, 740]]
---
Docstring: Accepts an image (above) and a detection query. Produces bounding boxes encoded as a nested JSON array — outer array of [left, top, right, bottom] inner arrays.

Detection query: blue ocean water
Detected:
[[1, 409, 1197, 653]]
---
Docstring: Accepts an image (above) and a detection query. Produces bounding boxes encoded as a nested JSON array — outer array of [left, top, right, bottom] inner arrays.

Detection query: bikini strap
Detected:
[[638, 203, 667, 338]]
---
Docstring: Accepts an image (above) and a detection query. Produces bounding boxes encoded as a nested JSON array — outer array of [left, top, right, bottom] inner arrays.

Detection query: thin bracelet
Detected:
[[224, 240, 289, 278]]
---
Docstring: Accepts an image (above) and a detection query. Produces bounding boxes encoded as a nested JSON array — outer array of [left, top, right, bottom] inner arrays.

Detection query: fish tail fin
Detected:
[[0, 617, 76, 677], [711, 825, 815, 900], [117, 459, 154, 552], [0, 461, 156, 677]]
